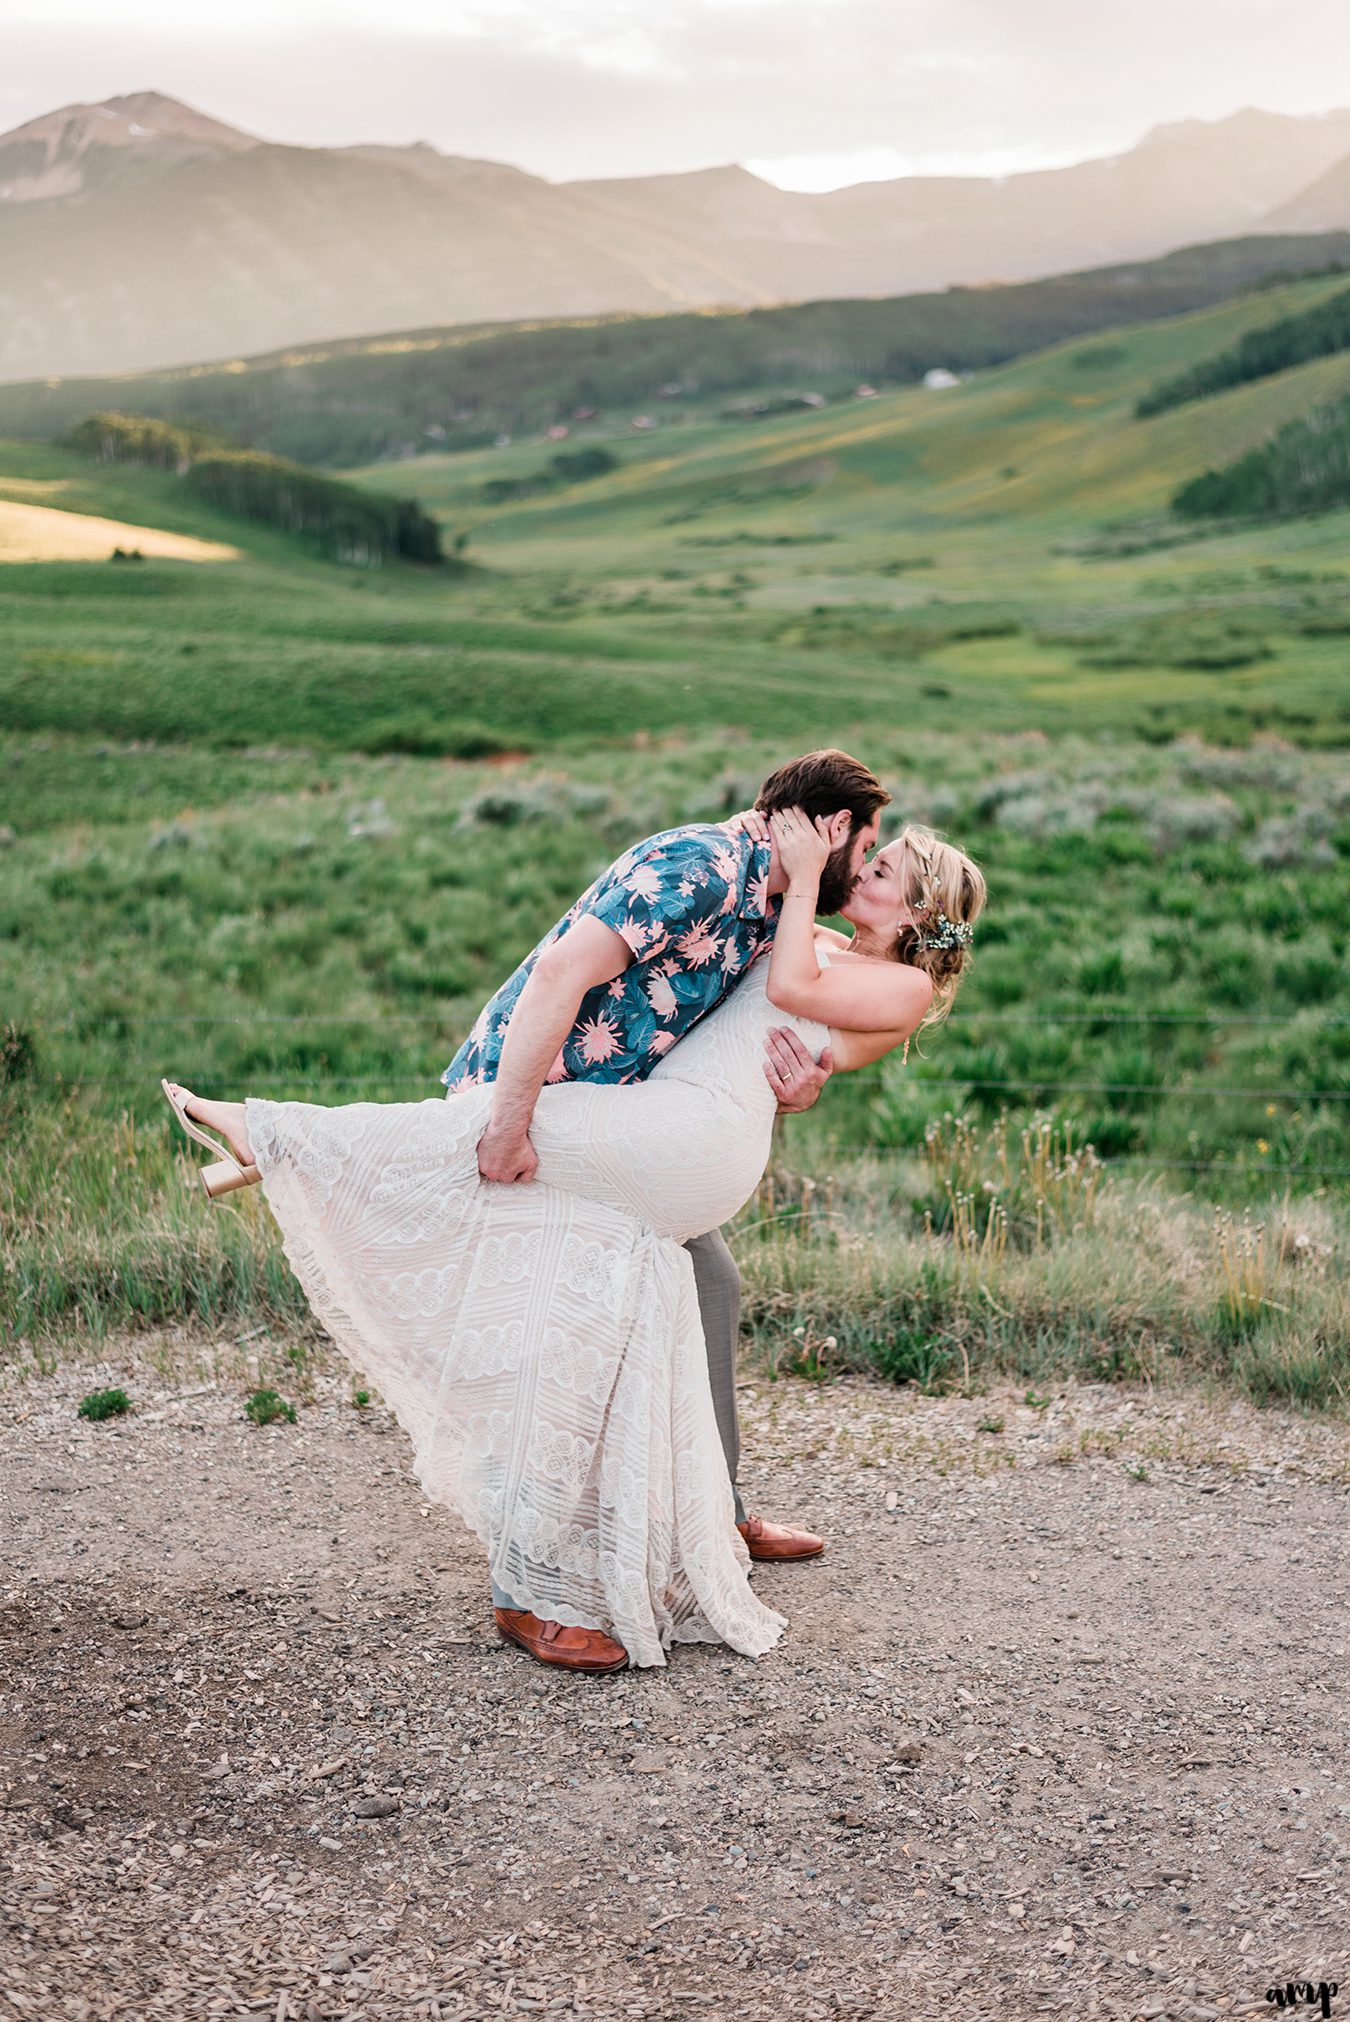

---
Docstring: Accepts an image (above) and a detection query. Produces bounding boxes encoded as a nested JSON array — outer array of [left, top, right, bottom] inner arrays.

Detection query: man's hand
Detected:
[[764, 1028, 833, 1113], [477, 1125, 539, 1184], [726, 808, 771, 845]]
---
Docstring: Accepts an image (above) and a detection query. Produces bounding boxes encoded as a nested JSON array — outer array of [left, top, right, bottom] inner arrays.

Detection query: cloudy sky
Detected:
[[4, 0, 1347, 188]]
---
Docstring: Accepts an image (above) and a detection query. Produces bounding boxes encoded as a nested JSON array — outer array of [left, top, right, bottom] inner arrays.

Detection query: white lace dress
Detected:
[[243, 955, 830, 1668]]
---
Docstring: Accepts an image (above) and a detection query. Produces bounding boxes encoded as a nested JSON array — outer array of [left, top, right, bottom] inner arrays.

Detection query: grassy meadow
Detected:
[[2, 269, 1348, 1408]]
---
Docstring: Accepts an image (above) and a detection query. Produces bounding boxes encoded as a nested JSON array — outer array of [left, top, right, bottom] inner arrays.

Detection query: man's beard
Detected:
[[815, 843, 859, 916]]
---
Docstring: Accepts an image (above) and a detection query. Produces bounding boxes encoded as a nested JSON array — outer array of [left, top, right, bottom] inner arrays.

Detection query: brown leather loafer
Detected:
[[736, 1514, 825, 1562], [494, 1607, 629, 1675]]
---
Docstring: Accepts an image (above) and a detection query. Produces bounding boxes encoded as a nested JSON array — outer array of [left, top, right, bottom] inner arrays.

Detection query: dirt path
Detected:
[[2, 1342, 1347, 2021]]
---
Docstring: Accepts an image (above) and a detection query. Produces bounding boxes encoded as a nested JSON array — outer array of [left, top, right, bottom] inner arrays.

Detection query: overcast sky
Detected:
[[4, 0, 1347, 188]]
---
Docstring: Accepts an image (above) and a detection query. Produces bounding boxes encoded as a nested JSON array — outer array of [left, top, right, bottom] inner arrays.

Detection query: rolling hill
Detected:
[[1, 230, 1348, 471], [343, 271, 1350, 581], [3, 92, 1350, 378], [2, 269, 1348, 764]]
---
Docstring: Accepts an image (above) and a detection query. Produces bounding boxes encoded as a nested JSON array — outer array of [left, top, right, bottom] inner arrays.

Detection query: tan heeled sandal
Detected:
[[161, 1078, 261, 1200]]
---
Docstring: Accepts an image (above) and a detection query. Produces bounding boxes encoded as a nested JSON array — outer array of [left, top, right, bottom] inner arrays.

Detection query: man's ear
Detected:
[[827, 809, 851, 847]]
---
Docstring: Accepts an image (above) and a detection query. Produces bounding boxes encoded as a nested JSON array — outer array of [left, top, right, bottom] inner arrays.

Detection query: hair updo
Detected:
[[891, 822, 987, 1025]]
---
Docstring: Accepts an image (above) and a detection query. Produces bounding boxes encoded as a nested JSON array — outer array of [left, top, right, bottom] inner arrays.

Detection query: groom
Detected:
[[442, 748, 890, 1672]]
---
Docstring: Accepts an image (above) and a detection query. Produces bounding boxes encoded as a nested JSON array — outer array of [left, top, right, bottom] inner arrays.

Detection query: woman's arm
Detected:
[[766, 807, 933, 1034], [764, 806, 830, 1009]]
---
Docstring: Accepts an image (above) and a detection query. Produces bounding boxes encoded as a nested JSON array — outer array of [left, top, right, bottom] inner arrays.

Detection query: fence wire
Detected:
[[31, 1072, 1350, 1102], [35, 1009, 1350, 1028]]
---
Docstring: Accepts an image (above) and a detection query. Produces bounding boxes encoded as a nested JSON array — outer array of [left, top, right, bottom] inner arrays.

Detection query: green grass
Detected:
[[3, 279, 1349, 1401]]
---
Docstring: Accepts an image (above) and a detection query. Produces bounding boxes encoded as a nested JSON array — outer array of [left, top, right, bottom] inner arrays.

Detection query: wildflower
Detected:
[[918, 907, 974, 950], [1257, 1138, 1270, 1155]]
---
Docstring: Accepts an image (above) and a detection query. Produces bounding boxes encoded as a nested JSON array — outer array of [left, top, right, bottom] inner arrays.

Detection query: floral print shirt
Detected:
[[441, 821, 779, 1090]]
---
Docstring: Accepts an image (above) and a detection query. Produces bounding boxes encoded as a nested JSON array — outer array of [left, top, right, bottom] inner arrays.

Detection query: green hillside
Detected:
[[1175, 396, 1350, 520], [3, 274, 1350, 762], [0, 232, 1345, 469], [2, 271, 1348, 1383], [349, 272, 1350, 578], [1137, 282, 1350, 415]]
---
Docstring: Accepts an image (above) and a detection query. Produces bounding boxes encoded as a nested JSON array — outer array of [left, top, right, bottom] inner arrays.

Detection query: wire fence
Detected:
[[34, 1009, 1350, 1027], [19, 1010, 1350, 1182], [28, 1071, 1350, 1101]]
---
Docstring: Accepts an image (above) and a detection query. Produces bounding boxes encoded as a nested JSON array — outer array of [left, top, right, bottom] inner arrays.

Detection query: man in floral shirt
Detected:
[[443, 822, 782, 1092], [443, 749, 890, 1672]]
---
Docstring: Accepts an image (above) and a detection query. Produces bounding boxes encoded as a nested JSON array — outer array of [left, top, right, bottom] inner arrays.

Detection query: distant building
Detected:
[[854, 384, 878, 399], [544, 424, 570, 440], [923, 368, 961, 389], [631, 414, 657, 430], [572, 406, 598, 421]]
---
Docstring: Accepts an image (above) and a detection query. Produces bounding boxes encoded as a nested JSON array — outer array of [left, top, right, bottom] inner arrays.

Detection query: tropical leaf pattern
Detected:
[[442, 822, 777, 1091]]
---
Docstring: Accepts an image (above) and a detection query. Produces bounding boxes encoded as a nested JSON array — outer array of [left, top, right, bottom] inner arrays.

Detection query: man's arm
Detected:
[[477, 916, 632, 1183]]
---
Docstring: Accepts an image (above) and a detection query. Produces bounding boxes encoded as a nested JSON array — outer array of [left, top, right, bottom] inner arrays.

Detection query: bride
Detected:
[[162, 807, 985, 1670]]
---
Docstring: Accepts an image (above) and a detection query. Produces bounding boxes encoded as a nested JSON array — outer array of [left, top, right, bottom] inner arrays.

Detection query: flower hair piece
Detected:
[[918, 907, 974, 951]]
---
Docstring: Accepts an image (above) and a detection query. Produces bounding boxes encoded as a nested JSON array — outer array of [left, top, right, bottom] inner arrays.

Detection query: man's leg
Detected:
[[685, 1228, 825, 1563], [685, 1228, 747, 1525]]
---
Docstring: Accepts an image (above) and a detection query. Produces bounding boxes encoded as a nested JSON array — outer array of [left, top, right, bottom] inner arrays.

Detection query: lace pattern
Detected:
[[244, 959, 828, 1666]]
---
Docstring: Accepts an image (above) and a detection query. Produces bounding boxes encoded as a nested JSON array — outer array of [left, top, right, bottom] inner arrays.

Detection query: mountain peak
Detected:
[[1136, 104, 1350, 150], [0, 90, 257, 204], [100, 91, 260, 145]]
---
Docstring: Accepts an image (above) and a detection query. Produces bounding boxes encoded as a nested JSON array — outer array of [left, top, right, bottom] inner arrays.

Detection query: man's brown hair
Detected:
[[755, 749, 890, 834]]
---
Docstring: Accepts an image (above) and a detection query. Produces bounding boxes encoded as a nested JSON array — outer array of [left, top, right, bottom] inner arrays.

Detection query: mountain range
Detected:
[[4, 90, 1350, 381]]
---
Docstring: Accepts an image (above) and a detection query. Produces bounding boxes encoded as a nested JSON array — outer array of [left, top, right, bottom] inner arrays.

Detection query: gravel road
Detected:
[[2, 1339, 1347, 2021]]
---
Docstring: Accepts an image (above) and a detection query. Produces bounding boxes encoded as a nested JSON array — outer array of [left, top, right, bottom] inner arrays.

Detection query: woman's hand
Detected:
[[769, 805, 831, 883]]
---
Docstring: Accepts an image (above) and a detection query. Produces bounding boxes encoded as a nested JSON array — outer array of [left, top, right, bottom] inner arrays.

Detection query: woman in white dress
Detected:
[[162, 814, 985, 1668]]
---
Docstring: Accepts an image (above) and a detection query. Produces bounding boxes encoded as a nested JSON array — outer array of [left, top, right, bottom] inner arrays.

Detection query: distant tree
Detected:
[[548, 445, 617, 483], [1172, 396, 1350, 519], [67, 410, 443, 566], [1137, 285, 1350, 417], [479, 444, 618, 504]]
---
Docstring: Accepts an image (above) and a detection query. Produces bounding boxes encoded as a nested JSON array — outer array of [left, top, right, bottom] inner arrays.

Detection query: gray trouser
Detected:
[[490, 1228, 745, 1611]]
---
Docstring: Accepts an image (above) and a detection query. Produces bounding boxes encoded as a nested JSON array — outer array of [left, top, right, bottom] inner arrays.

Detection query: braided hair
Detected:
[[891, 823, 987, 1026]]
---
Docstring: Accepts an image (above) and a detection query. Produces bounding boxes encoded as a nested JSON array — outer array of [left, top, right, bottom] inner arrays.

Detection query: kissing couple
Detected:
[[163, 749, 985, 1673]]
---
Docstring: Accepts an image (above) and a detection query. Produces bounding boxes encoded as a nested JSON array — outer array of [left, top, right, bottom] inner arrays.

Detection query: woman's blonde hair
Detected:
[[891, 822, 987, 1025]]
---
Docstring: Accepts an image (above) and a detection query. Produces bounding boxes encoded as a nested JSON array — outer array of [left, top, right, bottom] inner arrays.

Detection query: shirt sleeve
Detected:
[[582, 832, 738, 961]]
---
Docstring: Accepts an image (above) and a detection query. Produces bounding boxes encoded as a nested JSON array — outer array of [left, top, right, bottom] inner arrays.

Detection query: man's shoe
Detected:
[[736, 1514, 825, 1562], [494, 1607, 629, 1675]]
